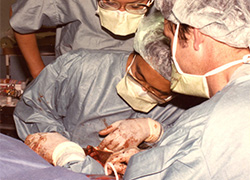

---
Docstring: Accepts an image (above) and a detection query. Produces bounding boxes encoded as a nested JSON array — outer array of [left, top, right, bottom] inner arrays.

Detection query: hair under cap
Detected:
[[134, 11, 172, 81], [155, 0, 250, 48]]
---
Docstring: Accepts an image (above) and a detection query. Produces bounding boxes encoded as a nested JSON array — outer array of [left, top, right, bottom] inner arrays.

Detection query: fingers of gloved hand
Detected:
[[106, 162, 127, 176], [98, 120, 122, 136], [99, 118, 151, 151], [105, 152, 127, 175], [123, 147, 141, 160], [105, 147, 140, 176], [98, 129, 126, 151]]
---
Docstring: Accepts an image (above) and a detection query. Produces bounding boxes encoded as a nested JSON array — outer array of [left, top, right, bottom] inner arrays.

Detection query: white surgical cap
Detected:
[[134, 11, 172, 81], [155, 0, 250, 48]]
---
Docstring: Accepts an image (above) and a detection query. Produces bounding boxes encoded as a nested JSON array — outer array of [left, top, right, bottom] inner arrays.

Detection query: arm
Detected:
[[10, 8, 45, 79], [13, 53, 76, 141], [24, 132, 105, 175]]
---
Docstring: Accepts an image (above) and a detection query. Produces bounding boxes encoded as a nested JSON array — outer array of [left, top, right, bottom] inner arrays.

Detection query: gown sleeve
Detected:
[[13, 51, 84, 140]]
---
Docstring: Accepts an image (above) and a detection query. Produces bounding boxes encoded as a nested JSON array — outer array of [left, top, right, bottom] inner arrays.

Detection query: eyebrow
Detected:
[[135, 64, 169, 95], [135, 64, 146, 81], [119, 0, 146, 3]]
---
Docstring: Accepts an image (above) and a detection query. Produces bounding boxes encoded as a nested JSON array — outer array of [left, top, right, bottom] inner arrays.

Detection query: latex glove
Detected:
[[24, 132, 86, 166], [83, 145, 112, 167], [105, 147, 141, 176], [98, 118, 163, 152]]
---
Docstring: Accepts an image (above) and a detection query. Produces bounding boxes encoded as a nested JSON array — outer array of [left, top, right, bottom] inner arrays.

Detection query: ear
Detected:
[[193, 28, 204, 51]]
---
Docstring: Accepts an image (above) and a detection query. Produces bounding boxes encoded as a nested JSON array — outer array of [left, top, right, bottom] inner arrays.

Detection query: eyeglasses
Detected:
[[98, 0, 153, 15], [127, 69, 173, 104]]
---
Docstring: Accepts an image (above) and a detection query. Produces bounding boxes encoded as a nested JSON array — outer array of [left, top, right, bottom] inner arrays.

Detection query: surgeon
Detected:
[[14, 12, 194, 170], [105, 0, 250, 178], [10, 0, 155, 78]]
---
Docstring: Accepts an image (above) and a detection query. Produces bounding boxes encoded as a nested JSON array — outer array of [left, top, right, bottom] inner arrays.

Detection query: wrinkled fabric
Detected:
[[14, 49, 186, 148], [0, 133, 95, 180], [10, 0, 156, 56], [124, 64, 250, 180], [134, 11, 171, 80], [155, 0, 250, 48]]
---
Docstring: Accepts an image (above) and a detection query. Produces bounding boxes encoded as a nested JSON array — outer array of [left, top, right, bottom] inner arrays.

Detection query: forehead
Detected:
[[109, 0, 148, 3], [133, 56, 170, 93]]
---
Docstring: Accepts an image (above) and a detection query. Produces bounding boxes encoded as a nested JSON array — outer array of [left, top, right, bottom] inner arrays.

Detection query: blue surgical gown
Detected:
[[124, 64, 250, 179], [10, 0, 156, 56], [14, 49, 186, 148]]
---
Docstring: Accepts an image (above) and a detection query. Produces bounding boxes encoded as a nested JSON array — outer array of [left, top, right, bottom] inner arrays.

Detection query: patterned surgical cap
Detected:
[[134, 11, 172, 81], [155, 0, 250, 48]]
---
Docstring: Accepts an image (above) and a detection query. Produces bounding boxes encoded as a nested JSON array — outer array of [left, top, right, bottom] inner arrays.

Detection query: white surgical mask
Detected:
[[97, 6, 144, 36], [116, 55, 158, 112], [171, 23, 250, 98]]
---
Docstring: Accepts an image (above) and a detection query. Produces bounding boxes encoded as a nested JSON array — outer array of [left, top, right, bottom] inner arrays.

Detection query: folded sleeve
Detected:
[[10, 0, 60, 33]]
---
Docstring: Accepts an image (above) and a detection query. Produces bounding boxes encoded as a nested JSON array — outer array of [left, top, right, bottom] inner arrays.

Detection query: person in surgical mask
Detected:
[[108, 0, 250, 178], [14, 12, 200, 175], [9, 0, 155, 78], [97, 0, 154, 36]]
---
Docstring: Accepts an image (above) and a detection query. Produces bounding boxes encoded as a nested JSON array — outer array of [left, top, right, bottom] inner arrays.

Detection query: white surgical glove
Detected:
[[98, 118, 163, 152], [105, 147, 141, 176], [24, 132, 86, 166]]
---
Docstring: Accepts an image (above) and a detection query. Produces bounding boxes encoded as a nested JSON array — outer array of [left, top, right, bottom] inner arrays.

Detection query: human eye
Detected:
[[126, 3, 148, 14], [129, 3, 145, 10], [101, 0, 119, 8], [134, 67, 146, 82]]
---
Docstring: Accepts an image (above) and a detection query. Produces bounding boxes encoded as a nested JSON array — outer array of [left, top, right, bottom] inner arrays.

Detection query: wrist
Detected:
[[144, 118, 163, 143], [52, 141, 86, 166]]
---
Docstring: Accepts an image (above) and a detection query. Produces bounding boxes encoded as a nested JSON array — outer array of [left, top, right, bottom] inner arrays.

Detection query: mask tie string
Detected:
[[104, 162, 119, 180], [126, 54, 136, 74]]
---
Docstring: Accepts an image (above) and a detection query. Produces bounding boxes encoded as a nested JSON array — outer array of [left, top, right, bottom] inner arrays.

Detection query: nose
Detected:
[[118, 5, 126, 11], [141, 87, 148, 92]]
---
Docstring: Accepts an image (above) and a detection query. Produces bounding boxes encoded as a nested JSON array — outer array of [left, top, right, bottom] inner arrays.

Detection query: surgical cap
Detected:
[[134, 11, 172, 81], [155, 0, 250, 48]]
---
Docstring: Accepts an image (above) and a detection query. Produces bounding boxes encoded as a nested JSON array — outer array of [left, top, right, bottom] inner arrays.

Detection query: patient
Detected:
[[14, 12, 204, 175]]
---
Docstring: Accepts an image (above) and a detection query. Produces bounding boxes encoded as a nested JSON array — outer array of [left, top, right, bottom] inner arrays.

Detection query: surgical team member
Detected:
[[14, 12, 191, 167], [106, 0, 250, 178], [10, 0, 155, 78]]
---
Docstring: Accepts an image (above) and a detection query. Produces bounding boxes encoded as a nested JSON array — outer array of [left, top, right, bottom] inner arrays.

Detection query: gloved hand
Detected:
[[24, 132, 86, 166], [105, 147, 141, 176], [98, 118, 163, 152]]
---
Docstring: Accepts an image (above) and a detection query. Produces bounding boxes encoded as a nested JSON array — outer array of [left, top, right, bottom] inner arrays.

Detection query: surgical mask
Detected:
[[97, 6, 144, 36], [116, 55, 158, 112], [171, 23, 250, 98]]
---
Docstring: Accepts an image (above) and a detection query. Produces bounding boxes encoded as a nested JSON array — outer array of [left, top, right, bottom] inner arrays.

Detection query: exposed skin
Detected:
[[10, 0, 151, 79], [112, 0, 149, 11], [126, 52, 171, 99], [104, 19, 250, 177], [9, 8, 45, 79], [163, 20, 250, 97], [98, 52, 170, 152]]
